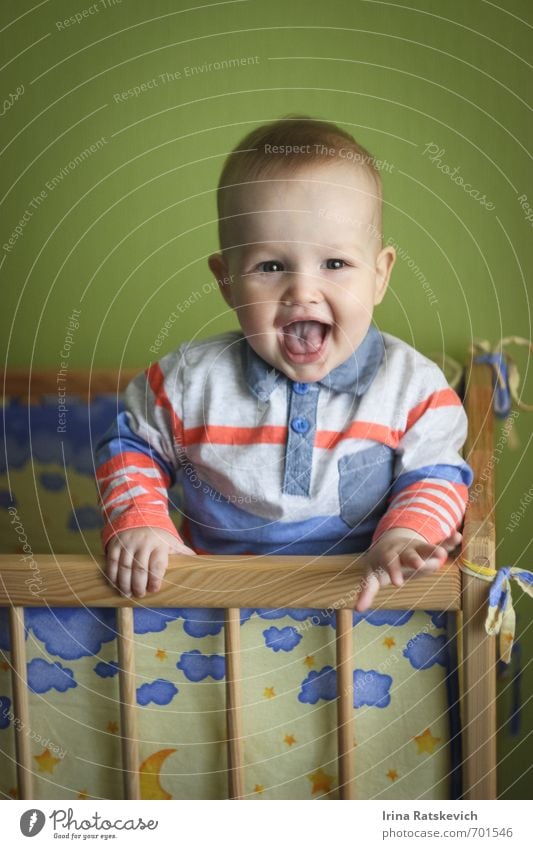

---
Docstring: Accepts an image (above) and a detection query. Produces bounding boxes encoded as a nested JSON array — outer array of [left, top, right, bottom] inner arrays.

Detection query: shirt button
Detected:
[[291, 416, 310, 434], [293, 382, 310, 395]]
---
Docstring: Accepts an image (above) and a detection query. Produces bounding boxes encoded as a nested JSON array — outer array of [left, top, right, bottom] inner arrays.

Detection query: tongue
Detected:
[[283, 320, 326, 354]]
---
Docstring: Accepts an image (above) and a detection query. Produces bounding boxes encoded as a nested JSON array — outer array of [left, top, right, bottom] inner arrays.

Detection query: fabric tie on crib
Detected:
[[471, 336, 533, 418], [431, 337, 532, 420], [459, 559, 533, 663]]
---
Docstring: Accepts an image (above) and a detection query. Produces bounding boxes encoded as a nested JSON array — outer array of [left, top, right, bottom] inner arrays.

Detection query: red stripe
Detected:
[[97, 451, 171, 486], [184, 421, 402, 449], [390, 492, 460, 527], [372, 510, 451, 545], [146, 363, 184, 444], [103, 490, 167, 514], [316, 422, 402, 450], [101, 511, 183, 548], [101, 480, 142, 505], [391, 481, 467, 514], [406, 388, 461, 431], [101, 479, 166, 507], [184, 424, 288, 446]]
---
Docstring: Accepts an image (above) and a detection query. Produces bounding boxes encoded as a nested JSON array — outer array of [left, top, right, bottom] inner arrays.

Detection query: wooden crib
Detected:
[[0, 360, 497, 800]]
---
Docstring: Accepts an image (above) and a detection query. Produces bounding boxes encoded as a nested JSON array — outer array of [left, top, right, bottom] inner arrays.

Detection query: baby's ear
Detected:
[[208, 253, 233, 307], [373, 245, 396, 304]]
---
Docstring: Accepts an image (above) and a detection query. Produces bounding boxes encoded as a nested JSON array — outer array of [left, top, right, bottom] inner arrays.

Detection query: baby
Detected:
[[95, 116, 472, 610]]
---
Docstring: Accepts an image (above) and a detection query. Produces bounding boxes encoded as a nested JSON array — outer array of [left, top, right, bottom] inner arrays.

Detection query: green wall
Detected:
[[2, 0, 532, 798]]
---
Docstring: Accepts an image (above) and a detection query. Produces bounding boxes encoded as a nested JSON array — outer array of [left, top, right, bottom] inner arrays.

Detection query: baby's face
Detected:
[[209, 160, 395, 383]]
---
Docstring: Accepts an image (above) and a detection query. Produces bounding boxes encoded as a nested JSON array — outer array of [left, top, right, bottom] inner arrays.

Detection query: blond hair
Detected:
[[216, 115, 383, 251]]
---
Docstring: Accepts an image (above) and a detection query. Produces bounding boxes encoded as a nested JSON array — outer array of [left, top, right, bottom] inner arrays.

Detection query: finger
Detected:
[[427, 544, 448, 567], [130, 547, 151, 598], [355, 569, 387, 612], [408, 543, 448, 568], [116, 544, 135, 597], [169, 543, 197, 556], [146, 548, 169, 594], [399, 549, 426, 571], [442, 530, 462, 551], [384, 552, 404, 587], [105, 543, 121, 587]]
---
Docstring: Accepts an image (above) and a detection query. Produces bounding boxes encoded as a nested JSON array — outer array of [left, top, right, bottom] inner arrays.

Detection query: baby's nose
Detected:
[[281, 271, 322, 303]]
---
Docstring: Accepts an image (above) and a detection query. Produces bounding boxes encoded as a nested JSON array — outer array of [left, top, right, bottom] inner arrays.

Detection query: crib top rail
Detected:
[[0, 552, 461, 609]]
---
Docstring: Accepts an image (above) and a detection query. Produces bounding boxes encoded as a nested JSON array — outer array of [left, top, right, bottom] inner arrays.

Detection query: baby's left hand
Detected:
[[354, 527, 461, 612]]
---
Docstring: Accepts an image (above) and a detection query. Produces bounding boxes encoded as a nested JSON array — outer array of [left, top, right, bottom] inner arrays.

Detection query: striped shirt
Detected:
[[95, 325, 473, 555]]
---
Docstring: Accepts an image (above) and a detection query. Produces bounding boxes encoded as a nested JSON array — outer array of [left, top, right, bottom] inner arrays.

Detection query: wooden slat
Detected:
[[336, 607, 355, 799], [116, 607, 140, 800], [224, 608, 244, 799], [461, 361, 497, 800], [0, 555, 461, 610], [8, 607, 33, 799], [1, 368, 139, 401]]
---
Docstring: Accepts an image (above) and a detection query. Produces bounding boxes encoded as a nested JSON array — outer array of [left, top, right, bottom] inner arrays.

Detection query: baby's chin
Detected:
[[275, 356, 333, 384]]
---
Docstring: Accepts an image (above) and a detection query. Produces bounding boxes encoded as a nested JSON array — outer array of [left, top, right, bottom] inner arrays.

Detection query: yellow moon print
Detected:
[[139, 748, 176, 799]]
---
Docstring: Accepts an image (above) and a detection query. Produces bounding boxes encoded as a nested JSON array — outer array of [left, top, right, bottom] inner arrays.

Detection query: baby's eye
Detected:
[[326, 258, 346, 270], [258, 260, 284, 273]]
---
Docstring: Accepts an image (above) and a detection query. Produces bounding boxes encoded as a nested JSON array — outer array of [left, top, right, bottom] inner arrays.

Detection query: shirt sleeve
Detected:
[[94, 348, 186, 549], [372, 361, 473, 545]]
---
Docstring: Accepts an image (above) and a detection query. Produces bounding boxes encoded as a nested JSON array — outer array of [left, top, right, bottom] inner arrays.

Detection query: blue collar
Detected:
[[242, 324, 385, 402]]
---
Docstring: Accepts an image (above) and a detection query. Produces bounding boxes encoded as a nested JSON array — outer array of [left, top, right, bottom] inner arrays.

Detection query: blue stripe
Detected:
[[95, 411, 175, 484], [392, 463, 473, 495], [182, 475, 374, 555]]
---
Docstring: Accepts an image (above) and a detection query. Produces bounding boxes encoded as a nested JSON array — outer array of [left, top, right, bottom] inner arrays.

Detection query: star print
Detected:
[[308, 767, 335, 795], [383, 637, 396, 649], [414, 728, 441, 754], [0, 661, 10, 671], [9, 787, 18, 798], [253, 784, 264, 793], [77, 789, 89, 799], [155, 649, 167, 661], [107, 721, 119, 734], [263, 686, 275, 699], [284, 734, 296, 746], [303, 655, 315, 668], [386, 769, 398, 781], [34, 748, 61, 773], [503, 632, 514, 645]]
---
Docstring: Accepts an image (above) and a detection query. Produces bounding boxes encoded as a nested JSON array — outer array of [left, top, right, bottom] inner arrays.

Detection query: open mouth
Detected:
[[280, 320, 331, 362]]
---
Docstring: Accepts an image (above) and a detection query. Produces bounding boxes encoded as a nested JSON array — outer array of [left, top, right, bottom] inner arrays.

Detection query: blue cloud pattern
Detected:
[[176, 650, 225, 682], [0, 610, 10, 651], [133, 609, 182, 634], [425, 611, 447, 629], [67, 506, 102, 531], [39, 472, 66, 492], [0, 490, 15, 508], [137, 679, 178, 706], [27, 659, 77, 693], [263, 626, 302, 652], [26, 609, 116, 659], [94, 661, 119, 678], [298, 666, 336, 704], [256, 608, 334, 627], [0, 696, 11, 729], [403, 633, 448, 669], [353, 610, 414, 627], [353, 669, 392, 708], [2, 397, 125, 476]]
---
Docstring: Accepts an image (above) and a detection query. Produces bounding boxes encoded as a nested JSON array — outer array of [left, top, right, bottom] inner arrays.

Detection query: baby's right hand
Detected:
[[105, 527, 196, 598]]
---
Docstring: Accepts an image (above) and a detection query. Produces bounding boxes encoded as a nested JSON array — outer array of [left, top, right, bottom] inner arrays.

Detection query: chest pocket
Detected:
[[338, 444, 395, 528]]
